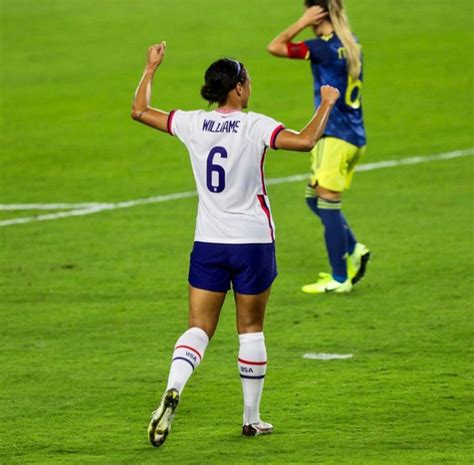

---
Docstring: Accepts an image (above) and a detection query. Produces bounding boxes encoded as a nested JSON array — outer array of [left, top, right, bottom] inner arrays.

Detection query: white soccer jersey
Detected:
[[168, 109, 285, 244]]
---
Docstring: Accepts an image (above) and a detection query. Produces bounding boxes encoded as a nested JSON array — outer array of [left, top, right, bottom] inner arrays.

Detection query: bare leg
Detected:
[[148, 285, 227, 447], [160, 285, 226, 396], [235, 287, 271, 334], [188, 285, 227, 339]]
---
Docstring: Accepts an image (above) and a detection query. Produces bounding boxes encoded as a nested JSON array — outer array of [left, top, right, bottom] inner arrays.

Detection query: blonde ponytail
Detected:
[[327, 0, 361, 80]]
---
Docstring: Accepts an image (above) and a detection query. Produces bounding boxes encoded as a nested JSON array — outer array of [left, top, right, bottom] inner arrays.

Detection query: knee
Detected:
[[236, 311, 265, 334], [237, 320, 264, 334], [188, 319, 216, 341]]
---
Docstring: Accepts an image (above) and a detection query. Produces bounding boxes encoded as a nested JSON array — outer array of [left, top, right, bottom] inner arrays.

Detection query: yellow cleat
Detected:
[[347, 243, 371, 285], [302, 272, 352, 294]]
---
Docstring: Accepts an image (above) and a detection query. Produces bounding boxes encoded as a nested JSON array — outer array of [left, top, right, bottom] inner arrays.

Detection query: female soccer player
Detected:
[[131, 42, 339, 446], [267, 0, 370, 294]]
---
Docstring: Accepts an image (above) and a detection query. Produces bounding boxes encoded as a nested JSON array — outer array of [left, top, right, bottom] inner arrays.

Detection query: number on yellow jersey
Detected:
[[345, 75, 362, 109]]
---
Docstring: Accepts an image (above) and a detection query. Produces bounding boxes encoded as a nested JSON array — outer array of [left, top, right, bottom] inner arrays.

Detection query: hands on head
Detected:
[[299, 6, 328, 28]]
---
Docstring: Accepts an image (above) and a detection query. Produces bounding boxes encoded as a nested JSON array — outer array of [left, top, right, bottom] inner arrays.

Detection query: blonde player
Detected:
[[131, 42, 339, 446], [268, 0, 370, 294]]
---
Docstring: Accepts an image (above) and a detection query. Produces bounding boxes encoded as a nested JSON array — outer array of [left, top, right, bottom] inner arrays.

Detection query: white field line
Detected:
[[0, 202, 114, 211], [1, 148, 472, 228], [265, 147, 474, 185], [303, 353, 353, 360]]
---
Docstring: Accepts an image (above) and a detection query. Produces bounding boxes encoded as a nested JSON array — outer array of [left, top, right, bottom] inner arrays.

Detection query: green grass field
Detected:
[[1, 0, 473, 463]]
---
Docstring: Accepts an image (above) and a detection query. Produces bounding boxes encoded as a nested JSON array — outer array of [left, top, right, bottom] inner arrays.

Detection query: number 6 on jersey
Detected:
[[206, 146, 228, 193]]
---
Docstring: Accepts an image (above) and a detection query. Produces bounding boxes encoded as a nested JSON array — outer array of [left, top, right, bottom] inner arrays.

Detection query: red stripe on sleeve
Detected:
[[167, 110, 176, 136], [287, 42, 310, 60], [270, 124, 285, 150]]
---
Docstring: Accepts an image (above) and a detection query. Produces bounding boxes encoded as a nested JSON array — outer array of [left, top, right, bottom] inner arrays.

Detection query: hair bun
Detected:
[[200, 84, 220, 104], [200, 58, 246, 105]]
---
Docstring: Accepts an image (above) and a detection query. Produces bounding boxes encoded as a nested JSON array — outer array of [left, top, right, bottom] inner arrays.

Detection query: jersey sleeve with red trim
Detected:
[[247, 112, 285, 150], [169, 109, 199, 143], [168, 109, 186, 139], [268, 124, 286, 150], [287, 42, 310, 60], [166, 110, 176, 136]]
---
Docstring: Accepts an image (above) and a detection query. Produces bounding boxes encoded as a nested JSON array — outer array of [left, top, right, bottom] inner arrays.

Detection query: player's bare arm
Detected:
[[267, 6, 327, 57], [131, 42, 170, 132], [275, 85, 339, 151]]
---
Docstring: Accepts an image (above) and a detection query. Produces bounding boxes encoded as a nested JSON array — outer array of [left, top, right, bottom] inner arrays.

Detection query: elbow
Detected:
[[267, 41, 289, 57], [300, 138, 316, 152], [266, 42, 279, 56], [131, 107, 144, 121]]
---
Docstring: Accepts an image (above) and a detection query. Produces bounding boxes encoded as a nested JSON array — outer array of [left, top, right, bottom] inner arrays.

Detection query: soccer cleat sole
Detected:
[[148, 388, 180, 448], [351, 251, 371, 285]]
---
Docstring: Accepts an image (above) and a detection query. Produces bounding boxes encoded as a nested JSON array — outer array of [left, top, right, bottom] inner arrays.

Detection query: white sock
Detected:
[[166, 327, 209, 395], [238, 332, 267, 425]]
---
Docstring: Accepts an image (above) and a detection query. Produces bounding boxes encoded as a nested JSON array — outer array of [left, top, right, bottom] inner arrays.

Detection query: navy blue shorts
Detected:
[[188, 241, 277, 295]]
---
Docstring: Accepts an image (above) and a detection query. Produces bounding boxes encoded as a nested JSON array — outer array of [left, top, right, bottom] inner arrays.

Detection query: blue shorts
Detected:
[[188, 241, 277, 295]]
